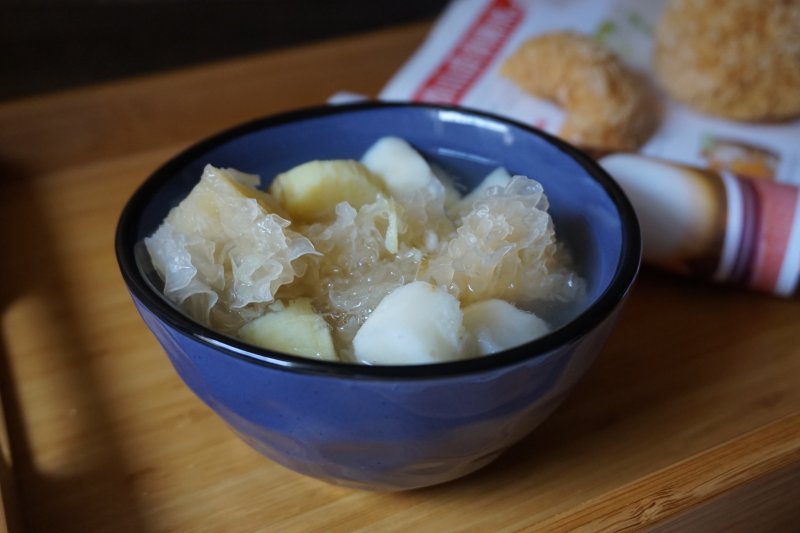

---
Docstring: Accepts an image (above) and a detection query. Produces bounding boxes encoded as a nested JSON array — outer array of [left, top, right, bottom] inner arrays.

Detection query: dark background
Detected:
[[0, 0, 449, 101]]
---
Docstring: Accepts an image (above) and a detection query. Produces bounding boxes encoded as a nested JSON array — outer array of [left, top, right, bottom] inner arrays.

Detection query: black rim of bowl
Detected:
[[115, 101, 641, 379]]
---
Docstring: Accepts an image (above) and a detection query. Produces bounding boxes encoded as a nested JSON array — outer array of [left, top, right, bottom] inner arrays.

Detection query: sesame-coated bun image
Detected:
[[653, 0, 800, 122]]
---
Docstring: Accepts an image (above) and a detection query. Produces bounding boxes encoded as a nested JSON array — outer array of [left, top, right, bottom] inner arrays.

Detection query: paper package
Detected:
[[379, 0, 800, 295]]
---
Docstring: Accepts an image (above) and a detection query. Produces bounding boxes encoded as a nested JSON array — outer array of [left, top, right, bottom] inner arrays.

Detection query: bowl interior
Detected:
[[120, 102, 639, 375]]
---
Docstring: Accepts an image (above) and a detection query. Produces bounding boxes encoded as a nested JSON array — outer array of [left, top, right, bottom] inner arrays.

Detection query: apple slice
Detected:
[[238, 298, 338, 361], [270, 160, 384, 223], [361, 137, 438, 198], [462, 299, 550, 356], [453, 166, 512, 216]]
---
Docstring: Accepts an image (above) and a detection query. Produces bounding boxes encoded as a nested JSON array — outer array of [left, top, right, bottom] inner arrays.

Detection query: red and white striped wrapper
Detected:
[[715, 174, 800, 296], [411, 0, 524, 104], [600, 154, 800, 297]]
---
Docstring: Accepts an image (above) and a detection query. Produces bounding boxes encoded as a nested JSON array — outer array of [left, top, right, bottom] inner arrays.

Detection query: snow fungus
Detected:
[[145, 137, 585, 364]]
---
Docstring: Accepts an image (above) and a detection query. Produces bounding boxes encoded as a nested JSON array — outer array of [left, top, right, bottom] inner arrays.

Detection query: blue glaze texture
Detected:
[[117, 103, 640, 490]]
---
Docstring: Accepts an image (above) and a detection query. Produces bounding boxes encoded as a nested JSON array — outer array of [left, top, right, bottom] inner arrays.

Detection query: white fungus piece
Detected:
[[424, 175, 583, 305], [300, 196, 420, 354], [145, 165, 317, 333]]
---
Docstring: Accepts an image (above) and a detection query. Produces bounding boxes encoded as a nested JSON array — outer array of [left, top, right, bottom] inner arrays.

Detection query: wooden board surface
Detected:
[[1, 21, 799, 533]]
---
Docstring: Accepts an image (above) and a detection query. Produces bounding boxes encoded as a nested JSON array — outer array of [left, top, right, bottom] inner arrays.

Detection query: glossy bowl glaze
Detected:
[[116, 102, 640, 491]]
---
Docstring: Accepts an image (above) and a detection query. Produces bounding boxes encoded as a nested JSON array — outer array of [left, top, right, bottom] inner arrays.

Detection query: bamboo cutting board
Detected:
[[0, 21, 799, 532]]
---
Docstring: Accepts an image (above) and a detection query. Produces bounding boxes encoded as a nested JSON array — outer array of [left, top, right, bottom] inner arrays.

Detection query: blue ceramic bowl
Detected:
[[116, 102, 640, 491]]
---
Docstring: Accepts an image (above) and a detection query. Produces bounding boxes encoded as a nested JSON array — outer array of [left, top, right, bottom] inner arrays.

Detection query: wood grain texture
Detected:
[[0, 20, 799, 533]]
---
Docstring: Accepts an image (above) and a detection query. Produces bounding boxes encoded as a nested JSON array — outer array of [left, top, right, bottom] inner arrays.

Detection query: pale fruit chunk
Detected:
[[238, 299, 338, 361], [270, 160, 384, 223], [459, 167, 512, 209], [361, 137, 437, 198], [362, 137, 455, 250], [432, 166, 463, 211], [463, 299, 550, 356], [352, 281, 467, 365]]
